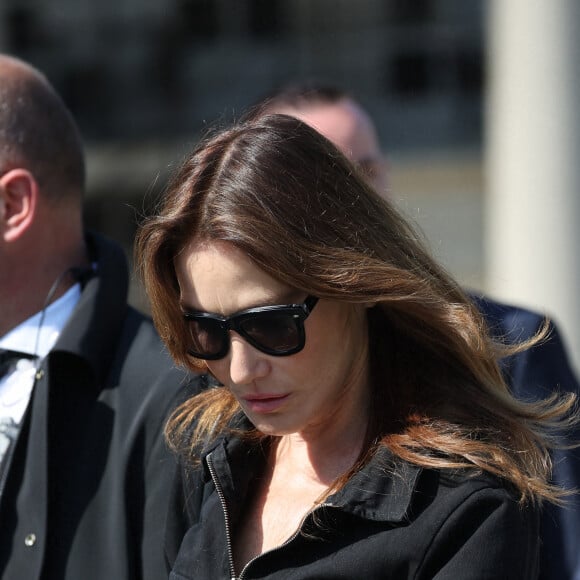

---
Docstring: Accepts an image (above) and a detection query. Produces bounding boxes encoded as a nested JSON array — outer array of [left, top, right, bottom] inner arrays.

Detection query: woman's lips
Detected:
[[242, 393, 290, 413]]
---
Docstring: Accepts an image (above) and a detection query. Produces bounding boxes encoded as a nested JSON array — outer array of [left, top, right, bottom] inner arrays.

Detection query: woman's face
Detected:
[[175, 240, 371, 440]]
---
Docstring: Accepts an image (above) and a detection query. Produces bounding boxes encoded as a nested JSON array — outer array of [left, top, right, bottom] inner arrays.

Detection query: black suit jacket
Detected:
[[472, 294, 580, 580], [0, 233, 199, 580]]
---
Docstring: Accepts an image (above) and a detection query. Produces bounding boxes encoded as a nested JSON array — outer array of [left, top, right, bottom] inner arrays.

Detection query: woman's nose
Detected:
[[228, 333, 270, 385]]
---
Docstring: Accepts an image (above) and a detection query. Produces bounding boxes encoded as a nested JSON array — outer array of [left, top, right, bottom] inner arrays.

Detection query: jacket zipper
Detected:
[[207, 451, 333, 580], [206, 452, 237, 580], [237, 502, 333, 579]]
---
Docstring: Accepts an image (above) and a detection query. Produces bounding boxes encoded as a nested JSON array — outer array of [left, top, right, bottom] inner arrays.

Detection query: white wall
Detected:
[[485, 0, 580, 374]]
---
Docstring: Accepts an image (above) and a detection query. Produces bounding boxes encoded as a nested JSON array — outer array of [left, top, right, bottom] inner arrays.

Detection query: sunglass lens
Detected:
[[240, 312, 301, 353], [187, 317, 227, 358]]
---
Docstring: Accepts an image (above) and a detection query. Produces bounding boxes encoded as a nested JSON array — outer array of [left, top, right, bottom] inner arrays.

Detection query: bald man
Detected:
[[261, 86, 388, 194], [253, 82, 580, 580], [0, 54, 197, 579]]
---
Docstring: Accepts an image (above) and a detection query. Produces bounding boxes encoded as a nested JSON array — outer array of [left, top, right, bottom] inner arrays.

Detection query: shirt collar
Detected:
[[0, 283, 82, 358]]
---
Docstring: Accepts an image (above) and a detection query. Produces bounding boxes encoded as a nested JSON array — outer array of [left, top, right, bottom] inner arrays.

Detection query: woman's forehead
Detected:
[[175, 240, 295, 313]]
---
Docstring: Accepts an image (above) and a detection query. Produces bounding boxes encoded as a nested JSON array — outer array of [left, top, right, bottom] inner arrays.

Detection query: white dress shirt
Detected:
[[0, 284, 81, 425]]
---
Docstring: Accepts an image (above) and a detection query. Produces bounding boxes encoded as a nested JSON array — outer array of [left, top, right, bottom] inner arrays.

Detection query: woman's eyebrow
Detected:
[[179, 292, 301, 315]]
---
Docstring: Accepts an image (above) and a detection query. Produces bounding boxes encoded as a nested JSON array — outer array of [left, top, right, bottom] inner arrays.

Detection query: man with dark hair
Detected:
[[0, 54, 196, 579], [255, 81, 580, 580]]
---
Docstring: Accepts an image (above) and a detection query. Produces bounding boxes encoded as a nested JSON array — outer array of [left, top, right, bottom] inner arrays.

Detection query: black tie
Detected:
[[0, 349, 37, 380]]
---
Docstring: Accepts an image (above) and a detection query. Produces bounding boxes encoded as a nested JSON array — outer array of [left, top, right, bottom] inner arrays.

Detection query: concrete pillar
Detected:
[[485, 0, 580, 374]]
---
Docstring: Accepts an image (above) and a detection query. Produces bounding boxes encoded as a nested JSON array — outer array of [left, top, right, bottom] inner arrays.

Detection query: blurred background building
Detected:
[[1, 0, 578, 372]]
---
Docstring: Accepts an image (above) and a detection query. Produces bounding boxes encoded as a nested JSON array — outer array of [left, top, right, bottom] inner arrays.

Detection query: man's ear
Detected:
[[0, 168, 38, 241]]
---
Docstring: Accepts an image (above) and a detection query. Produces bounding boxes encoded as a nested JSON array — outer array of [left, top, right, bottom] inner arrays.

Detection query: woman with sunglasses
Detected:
[[136, 114, 574, 580]]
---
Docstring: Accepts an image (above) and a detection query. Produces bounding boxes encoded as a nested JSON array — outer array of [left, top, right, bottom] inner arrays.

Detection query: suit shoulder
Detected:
[[111, 306, 195, 397], [469, 292, 546, 340]]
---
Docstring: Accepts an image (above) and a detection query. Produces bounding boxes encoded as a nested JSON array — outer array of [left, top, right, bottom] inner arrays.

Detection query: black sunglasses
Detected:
[[183, 295, 319, 360]]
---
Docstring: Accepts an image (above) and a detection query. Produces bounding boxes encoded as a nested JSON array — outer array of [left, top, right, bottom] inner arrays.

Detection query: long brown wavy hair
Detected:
[[135, 114, 575, 505]]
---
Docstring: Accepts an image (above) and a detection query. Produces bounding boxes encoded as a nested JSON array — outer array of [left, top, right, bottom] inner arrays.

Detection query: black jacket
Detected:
[[0, 233, 198, 580], [170, 431, 540, 580]]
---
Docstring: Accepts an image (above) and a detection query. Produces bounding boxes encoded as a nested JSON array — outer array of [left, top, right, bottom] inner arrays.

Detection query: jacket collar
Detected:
[[49, 232, 129, 390], [326, 445, 422, 523], [204, 429, 423, 525]]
